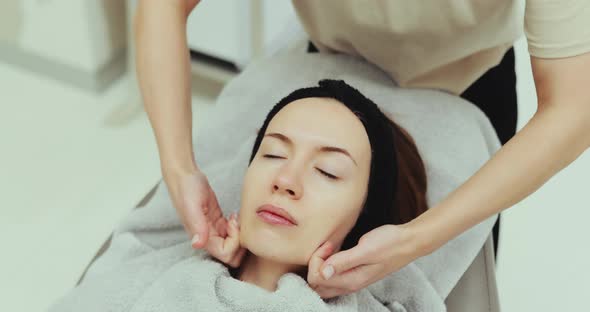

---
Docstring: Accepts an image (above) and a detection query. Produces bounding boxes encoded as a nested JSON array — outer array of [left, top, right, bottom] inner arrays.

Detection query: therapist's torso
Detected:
[[291, 0, 590, 95]]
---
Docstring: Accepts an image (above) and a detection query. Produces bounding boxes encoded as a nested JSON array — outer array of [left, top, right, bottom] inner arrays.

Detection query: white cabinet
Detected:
[[186, 0, 298, 69]]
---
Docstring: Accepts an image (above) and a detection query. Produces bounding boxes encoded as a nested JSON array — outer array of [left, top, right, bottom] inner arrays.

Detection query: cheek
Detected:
[[239, 163, 278, 234], [327, 201, 362, 237], [301, 192, 365, 255], [241, 161, 273, 198], [239, 166, 267, 220]]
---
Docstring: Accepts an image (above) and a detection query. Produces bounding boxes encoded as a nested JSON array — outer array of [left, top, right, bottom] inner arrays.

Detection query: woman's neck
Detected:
[[234, 251, 306, 292]]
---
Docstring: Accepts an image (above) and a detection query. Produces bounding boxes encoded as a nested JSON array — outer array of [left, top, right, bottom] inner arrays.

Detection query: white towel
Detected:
[[48, 48, 499, 312]]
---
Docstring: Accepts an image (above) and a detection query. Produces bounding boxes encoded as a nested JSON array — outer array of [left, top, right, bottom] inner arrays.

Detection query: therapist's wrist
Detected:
[[400, 220, 436, 259], [160, 151, 199, 179]]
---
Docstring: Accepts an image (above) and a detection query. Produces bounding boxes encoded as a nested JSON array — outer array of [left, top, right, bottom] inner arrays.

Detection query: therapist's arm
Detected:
[[408, 52, 590, 255], [134, 0, 235, 254], [134, 0, 200, 174]]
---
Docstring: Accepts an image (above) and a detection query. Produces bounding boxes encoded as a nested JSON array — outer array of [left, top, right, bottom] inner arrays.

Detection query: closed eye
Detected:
[[264, 154, 338, 179], [316, 168, 338, 180]]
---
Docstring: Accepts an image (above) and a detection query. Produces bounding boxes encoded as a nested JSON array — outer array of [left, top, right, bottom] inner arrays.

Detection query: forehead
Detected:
[[266, 97, 371, 159]]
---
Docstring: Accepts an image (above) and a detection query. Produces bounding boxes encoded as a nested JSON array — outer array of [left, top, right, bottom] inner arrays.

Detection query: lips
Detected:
[[256, 204, 297, 225]]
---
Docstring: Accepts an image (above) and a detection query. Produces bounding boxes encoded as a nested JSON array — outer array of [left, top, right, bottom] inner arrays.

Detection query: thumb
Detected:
[[187, 199, 210, 249], [322, 245, 365, 278], [307, 241, 334, 283]]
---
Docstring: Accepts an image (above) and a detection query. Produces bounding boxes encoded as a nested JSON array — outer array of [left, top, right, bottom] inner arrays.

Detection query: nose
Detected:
[[272, 164, 303, 199]]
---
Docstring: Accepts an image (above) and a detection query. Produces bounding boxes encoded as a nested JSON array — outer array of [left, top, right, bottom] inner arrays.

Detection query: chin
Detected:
[[242, 232, 306, 265]]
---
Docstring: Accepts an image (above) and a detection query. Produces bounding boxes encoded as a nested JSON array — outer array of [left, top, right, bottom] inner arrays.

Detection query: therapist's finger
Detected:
[[224, 213, 240, 251], [226, 214, 247, 268], [229, 247, 247, 268], [209, 187, 228, 237], [317, 262, 376, 291], [314, 285, 353, 299], [320, 242, 371, 282], [187, 198, 210, 249], [210, 213, 243, 266], [307, 241, 334, 287], [176, 170, 215, 249]]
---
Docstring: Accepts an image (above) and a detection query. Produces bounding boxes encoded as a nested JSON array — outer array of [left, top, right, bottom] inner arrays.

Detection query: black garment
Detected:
[[460, 47, 518, 260], [307, 42, 518, 260]]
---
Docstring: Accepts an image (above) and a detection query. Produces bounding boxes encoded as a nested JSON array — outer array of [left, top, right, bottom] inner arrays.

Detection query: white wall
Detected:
[[1, 0, 126, 73], [496, 36, 590, 312]]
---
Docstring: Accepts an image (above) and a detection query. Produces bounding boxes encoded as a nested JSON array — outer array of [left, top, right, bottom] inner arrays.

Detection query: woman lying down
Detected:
[[49, 80, 432, 312]]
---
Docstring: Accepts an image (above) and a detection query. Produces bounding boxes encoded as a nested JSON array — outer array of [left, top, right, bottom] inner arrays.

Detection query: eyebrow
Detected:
[[264, 132, 358, 166]]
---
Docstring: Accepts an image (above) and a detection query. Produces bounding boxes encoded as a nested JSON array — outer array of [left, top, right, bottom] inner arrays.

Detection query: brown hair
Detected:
[[388, 116, 428, 224]]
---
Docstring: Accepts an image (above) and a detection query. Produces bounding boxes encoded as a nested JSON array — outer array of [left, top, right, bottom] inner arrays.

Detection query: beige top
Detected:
[[291, 0, 590, 95]]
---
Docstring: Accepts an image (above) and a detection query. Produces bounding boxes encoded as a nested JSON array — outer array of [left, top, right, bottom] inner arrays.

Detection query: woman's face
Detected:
[[238, 97, 372, 266]]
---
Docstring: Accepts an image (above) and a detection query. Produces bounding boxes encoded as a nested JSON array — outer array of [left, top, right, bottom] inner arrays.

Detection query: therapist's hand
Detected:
[[163, 167, 246, 266], [307, 224, 421, 299], [211, 212, 248, 268]]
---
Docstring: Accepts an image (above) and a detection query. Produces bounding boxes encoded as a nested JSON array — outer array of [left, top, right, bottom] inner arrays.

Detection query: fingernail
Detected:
[[191, 234, 200, 245], [231, 218, 238, 227], [322, 265, 334, 280]]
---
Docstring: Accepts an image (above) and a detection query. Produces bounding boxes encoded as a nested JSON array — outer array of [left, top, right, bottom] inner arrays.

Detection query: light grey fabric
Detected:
[[48, 49, 500, 311], [446, 236, 500, 312]]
